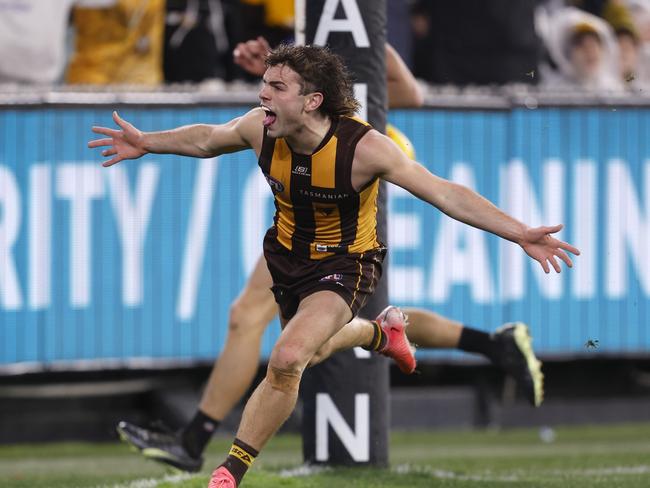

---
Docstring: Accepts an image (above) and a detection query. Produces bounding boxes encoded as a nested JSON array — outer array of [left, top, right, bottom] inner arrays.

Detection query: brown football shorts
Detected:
[[263, 231, 386, 321]]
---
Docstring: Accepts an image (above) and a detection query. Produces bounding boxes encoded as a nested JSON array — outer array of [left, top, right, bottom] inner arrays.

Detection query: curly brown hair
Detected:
[[265, 44, 361, 118]]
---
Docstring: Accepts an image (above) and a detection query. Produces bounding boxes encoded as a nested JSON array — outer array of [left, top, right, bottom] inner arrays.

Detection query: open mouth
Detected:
[[262, 108, 277, 128]]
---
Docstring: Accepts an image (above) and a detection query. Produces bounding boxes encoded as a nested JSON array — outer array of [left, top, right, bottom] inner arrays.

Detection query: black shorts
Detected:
[[263, 230, 386, 320]]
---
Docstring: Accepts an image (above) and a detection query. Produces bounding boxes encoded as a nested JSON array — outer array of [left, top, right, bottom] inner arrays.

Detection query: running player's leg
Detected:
[[403, 307, 543, 407], [214, 290, 353, 486], [309, 307, 416, 374], [312, 308, 502, 367], [198, 255, 277, 422], [308, 315, 374, 364], [402, 308, 463, 348], [117, 255, 277, 471], [312, 306, 542, 406]]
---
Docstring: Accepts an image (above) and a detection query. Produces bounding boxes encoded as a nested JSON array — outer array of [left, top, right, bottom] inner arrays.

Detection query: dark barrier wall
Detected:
[[300, 0, 389, 466], [1, 104, 649, 371]]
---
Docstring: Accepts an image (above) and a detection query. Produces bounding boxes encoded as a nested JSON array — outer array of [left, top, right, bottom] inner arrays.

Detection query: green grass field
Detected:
[[2, 422, 650, 487]]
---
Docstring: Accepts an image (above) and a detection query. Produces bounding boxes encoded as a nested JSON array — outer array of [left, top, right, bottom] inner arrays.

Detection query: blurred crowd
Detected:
[[1, 0, 649, 93]]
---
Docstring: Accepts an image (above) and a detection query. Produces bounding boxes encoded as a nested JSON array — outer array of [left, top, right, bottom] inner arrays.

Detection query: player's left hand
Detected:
[[519, 224, 580, 273]]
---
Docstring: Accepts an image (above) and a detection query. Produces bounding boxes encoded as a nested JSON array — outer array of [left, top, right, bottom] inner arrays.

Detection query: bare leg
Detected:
[[199, 255, 277, 420], [308, 315, 375, 366], [236, 291, 353, 451], [310, 307, 463, 366], [402, 307, 462, 349]]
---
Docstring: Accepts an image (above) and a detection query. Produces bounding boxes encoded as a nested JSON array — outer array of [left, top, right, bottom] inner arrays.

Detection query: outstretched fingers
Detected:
[[548, 255, 561, 274], [553, 247, 574, 268], [91, 126, 120, 138], [538, 257, 550, 274], [543, 225, 580, 256], [557, 239, 580, 257], [112, 110, 130, 130], [542, 223, 564, 235], [102, 155, 123, 168], [525, 224, 581, 273], [89, 112, 141, 167], [88, 137, 114, 149]]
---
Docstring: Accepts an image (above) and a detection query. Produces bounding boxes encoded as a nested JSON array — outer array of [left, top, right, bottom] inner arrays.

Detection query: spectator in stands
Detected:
[[387, 0, 414, 68], [0, 0, 103, 84], [569, 0, 637, 32], [569, 0, 648, 87], [409, 0, 542, 86], [164, 0, 234, 83], [230, 0, 294, 82], [623, 0, 650, 85], [626, 0, 650, 40], [538, 7, 623, 90], [66, 0, 165, 85], [616, 26, 643, 85], [237, 0, 294, 48]]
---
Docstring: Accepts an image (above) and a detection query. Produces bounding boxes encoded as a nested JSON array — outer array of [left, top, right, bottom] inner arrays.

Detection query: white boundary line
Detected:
[[98, 463, 650, 487], [393, 464, 520, 482], [392, 463, 650, 481], [99, 473, 199, 488], [547, 465, 650, 476]]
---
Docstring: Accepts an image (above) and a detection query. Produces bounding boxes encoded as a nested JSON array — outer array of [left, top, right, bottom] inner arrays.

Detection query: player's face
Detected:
[[259, 64, 311, 137]]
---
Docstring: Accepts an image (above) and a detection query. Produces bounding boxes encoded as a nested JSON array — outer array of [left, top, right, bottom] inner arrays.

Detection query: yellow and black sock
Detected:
[[363, 320, 387, 351], [219, 438, 259, 486]]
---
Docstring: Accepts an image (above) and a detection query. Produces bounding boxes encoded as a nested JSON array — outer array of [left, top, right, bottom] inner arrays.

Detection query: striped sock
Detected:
[[219, 438, 259, 486], [363, 320, 387, 351]]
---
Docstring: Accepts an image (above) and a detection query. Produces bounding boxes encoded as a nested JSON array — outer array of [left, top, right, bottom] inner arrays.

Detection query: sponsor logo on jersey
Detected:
[[292, 165, 311, 176], [298, 189, 348, 200], [264, 173, 285, 193]]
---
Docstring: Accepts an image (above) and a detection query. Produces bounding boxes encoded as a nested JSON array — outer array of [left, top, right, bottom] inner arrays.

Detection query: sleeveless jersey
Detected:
[[259, 116, 381, 260]]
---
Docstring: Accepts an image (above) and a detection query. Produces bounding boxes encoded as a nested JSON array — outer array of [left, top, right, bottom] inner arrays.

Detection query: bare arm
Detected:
[[385, 43, 424, 108], [89, 109, 264, 167], [354, 131, 580, 273]]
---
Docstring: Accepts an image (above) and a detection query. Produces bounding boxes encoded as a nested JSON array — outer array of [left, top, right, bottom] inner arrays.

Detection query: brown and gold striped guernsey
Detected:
[[259, 116, 381, 260]]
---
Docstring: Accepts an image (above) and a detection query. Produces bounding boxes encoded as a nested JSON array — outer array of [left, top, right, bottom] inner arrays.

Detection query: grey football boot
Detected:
[[116, 420, 203, 472]]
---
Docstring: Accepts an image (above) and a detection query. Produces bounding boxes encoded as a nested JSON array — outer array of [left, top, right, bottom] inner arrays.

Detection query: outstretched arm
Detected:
[[89, 109, 264, 167], [355, 131, 580, 273]]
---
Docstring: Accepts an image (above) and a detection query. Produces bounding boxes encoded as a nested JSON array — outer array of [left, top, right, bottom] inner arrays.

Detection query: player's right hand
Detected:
[[88, 111, 147, 167], [233, 36, 271, 77], [519, 224, 580, 274]]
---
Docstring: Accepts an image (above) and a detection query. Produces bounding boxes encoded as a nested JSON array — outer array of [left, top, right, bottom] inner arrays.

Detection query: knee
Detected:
[[268, 344, 305, 373], [228, 300, 247, 335], [228, 297, 266, 336], [267, 347, 304, 393]]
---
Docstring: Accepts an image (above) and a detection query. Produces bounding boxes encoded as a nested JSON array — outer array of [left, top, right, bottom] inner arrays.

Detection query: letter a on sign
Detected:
[[313, 0, 370, 47]]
